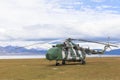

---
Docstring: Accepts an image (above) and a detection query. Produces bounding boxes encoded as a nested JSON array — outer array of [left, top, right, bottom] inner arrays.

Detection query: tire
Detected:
[[62, 60, 66, 65], [81, 60, 86, 65], [56, 63, 60, 66]]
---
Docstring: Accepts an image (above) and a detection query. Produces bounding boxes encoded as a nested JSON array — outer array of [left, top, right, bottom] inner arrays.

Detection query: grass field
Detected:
[[0, 57, 120, 80]]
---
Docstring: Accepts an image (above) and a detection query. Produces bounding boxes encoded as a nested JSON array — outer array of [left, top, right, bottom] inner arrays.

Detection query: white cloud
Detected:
[[91, 0, 106, 3], [0, 0, 120, 41]]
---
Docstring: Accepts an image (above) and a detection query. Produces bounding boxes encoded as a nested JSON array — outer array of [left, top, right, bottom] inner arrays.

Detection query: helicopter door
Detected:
[[71, 46, 80, 60], [65, 41, 80, 60], [67, 48, 80, 60], [69, 43, 80, 60], [67, 48, 73, 60], [78, 50, 84, 59], [62, 48, 66, 59]]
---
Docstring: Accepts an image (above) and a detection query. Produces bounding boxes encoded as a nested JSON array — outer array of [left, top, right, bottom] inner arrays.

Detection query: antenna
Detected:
[[107, 36, 110, 46]]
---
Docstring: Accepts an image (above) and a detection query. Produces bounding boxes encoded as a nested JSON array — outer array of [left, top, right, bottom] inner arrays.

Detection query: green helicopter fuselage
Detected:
[[46, 44, 63, 60]]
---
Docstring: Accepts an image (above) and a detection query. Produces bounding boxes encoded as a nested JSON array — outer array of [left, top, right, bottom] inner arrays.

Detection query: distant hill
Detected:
[[0, 46, 46, 55], [105, 49, 120, 55], [0, 46, 119, 55]]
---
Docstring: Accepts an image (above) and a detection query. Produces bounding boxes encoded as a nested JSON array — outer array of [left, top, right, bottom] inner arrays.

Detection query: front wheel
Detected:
[[56, 60, 60, 66], [81, 60, 86, 65], [56, 62, 60, 66]]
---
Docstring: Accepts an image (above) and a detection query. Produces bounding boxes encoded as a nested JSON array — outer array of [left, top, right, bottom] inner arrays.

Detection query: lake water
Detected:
[[0, 55, 45, 59], [0, 55, 120, 59]]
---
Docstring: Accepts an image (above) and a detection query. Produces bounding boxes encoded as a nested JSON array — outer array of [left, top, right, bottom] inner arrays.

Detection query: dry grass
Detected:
[[0, 57, 120, 80]]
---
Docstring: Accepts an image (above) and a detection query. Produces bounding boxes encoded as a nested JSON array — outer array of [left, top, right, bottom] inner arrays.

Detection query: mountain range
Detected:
[[0, 46, 119, 55], [0, 46, 46, 55]]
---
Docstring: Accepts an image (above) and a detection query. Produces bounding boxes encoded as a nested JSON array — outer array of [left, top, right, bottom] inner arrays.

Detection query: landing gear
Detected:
[[62, 60, 66, 65], [56, 60, 60, 66], [56, 62, 60, 66], [81, 60, 86, 65], [56, 60, 66, 66]]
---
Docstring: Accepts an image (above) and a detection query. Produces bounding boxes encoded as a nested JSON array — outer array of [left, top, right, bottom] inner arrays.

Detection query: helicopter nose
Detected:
[[46, 53, 53, 60], [45, 47, 60, 60]]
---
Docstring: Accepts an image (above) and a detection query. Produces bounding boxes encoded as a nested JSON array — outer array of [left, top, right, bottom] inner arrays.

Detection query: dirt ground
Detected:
[[0, 57, 120, 80]]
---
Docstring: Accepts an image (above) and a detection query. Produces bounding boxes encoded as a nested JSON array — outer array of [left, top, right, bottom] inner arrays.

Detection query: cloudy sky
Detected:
[[0, 0, 120, 41]]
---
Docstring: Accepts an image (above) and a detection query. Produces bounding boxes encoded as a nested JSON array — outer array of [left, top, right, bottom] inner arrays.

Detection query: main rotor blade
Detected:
[[18, 39, 64, 48], [22, 42, 46, 48], [71, 38, 118, 47]]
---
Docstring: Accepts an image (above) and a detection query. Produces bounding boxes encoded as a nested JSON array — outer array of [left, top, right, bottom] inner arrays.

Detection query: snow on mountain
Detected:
[[0, 46, 47, 55], [0, 40, 53, 50]]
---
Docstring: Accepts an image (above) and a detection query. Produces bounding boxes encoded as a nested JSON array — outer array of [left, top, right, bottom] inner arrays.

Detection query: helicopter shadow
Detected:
[[47, 62, 86, 67]]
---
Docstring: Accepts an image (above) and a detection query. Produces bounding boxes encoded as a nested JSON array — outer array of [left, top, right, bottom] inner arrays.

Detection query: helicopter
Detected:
[[45, 38, 118, 66]]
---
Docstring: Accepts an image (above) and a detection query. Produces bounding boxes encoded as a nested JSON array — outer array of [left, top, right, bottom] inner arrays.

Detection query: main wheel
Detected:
[[81, 60, 86, 65], [56, 62, 60, 66], [62, 60, 66, 65], [56, 60, 60, 66]]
